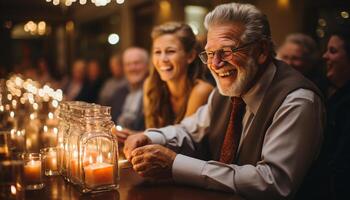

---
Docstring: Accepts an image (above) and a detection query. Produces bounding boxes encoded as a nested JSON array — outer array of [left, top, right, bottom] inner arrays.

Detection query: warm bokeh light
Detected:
[[108, 33, 120, 45], [341, 11, 349, 19], [277, 0, 289, 9], [160, 0, 171, 19], [116, 0, 124, 4], [66, 21, 74, 32]]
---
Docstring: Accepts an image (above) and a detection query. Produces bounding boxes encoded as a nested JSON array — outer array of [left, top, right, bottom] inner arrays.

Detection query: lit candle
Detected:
[[0, 146, 9, 159], [10, 129, 25, 152], [24, 160, 42, 184], [45, 150, 58, 171], [84, 157, 114, 187], [42, 126, 58, 147], [70, 150, 79, 178]]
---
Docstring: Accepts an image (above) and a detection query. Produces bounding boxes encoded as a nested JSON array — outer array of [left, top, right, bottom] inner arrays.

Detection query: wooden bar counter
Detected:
[[26, 167, 244, 200]]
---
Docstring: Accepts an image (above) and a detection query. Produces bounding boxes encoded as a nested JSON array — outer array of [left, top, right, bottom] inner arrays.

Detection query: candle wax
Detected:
[[84, 163, 114, 187], [24, 160, 42, 183]]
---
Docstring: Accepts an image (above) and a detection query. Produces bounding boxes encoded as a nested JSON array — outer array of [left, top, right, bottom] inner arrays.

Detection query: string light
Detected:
[[47, 0, 125, 7]]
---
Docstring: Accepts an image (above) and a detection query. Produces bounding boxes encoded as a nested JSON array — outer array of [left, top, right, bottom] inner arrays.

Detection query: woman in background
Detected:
[[322, 28, 350, 199], [115, 22, 213, 142]]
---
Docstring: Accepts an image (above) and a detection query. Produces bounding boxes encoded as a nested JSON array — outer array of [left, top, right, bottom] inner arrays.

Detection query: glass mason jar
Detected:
[[60, 101, 87, 181], [79, 106, 118, 193], [21, 153, 44, 190], [65, 103, 119, 193], [56, 102, 67, 176], [40, 147, 59, 176]]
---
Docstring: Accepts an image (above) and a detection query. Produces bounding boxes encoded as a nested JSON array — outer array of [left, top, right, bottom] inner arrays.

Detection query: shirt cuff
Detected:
[[172, 154, 206, 187], [144, 129, 166, 145]]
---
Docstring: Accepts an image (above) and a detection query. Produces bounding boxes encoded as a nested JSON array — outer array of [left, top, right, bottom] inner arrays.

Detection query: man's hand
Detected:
[[123, 133, 151, 161], [130, 144, 177, 179]]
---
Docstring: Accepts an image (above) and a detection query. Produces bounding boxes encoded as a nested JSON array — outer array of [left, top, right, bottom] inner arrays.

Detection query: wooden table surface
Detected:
[[25, 167, 244, 200]]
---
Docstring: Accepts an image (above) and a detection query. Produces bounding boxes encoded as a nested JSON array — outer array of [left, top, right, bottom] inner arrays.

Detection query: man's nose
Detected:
[[212, 53, 225, 69]]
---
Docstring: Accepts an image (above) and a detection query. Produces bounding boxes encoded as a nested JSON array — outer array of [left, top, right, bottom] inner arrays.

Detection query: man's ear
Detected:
[[257, 40, 269, 64], [187, 49, 197, 65]]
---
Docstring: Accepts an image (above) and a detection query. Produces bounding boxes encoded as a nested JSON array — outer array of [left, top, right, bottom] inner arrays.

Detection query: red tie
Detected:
[[219, 97, 245, 164]]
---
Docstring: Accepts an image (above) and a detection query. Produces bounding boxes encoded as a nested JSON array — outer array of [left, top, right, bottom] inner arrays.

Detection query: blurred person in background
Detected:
[[37, 57, 53, 86], [63, 59, 86, 101], [319, 28, 350, 200], [98, 53, 127, 106], [36, 57, 62, 89], [114, 22, 213, 142], [277, 33, 326, 92], [76, 59, 105, 103], [110, 47, 149, 130]]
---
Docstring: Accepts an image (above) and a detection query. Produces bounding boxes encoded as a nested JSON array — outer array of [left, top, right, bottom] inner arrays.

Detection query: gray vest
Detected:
[[203, 60, 323, 165]]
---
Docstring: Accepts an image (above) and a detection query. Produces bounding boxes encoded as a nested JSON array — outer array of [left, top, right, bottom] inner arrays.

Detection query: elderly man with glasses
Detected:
[[123, 3, 325, 199]]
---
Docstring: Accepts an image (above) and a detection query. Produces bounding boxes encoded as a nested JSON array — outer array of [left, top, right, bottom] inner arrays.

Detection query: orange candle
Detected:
[[70, 150, 79, 179], [24, 160, 42, 183], [45, 151, 57, 171], [70, 159, 79, 178], [84, 163, 114, 187]]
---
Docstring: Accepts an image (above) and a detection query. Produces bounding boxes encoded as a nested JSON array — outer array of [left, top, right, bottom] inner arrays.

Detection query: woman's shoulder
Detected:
[[191, 79, 214, 96], [184, 79, 214, 117]]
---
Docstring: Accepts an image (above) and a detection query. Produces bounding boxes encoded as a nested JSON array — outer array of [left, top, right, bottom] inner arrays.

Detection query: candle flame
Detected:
[[52, 100, 59, 108], [97, 155, 103, 163], [10, 185, 16, 195], [73, 150, 78, 158], [16, 130, 21, 136], [89, 156, 93, 164], [43, 125, 48, 132], [29, 160, 35, 165], [48, 112, 54, 119], [10, 111, 15, 118]]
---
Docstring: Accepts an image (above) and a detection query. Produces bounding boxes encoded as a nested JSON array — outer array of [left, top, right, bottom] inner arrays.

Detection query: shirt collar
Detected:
[[242, 62, 276, 115]]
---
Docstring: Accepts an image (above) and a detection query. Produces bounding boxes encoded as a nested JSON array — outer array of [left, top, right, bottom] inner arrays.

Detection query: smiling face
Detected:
[[123, 48, 149, 88], [277, 42, 307, 73], [152, 34, 192, 82], [205, 23, 259, 96], [323, 35, 350, 88]]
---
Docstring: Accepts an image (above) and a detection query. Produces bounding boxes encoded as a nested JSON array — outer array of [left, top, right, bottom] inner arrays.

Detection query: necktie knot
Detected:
[[231, 97, 244, 106]]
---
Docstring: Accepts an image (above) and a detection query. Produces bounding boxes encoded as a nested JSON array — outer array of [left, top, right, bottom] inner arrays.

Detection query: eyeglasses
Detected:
[[199, 41, 256, 64]]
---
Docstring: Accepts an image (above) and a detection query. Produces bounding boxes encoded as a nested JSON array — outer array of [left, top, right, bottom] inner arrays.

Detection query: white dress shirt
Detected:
[[144, 63, 324, 199]]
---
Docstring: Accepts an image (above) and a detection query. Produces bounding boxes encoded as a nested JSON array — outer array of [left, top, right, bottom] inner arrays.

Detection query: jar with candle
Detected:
[[61, 101, 88, 182], [65, 104, 84, 183], [40, 147, 59, 176], [9, 128, 25, 153], [21, 153, 44, 190], [73, 104, 119, 193]]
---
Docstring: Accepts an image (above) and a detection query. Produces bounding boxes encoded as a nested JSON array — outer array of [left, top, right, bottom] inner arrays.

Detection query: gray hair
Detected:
[[204, 3, 275, 56], [284, 33, 319, 63], [123, 47, 149, 64]]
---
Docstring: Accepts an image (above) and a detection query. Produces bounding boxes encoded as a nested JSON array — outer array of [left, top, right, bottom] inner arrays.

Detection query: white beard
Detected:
[[212, 56, 259, 97]]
